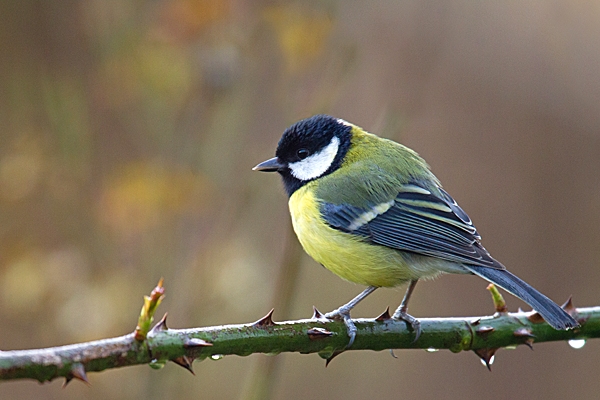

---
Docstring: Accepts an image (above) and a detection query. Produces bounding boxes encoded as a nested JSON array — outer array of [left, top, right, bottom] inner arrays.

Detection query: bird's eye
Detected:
[[297, 149, 310, 160]]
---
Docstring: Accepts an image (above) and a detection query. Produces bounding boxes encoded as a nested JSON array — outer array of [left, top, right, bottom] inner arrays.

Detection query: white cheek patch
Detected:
[[289, 136, 340, 181]]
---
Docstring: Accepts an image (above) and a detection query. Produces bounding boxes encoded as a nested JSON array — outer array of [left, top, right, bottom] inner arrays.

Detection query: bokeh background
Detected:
[[1, 1, 599, 399]]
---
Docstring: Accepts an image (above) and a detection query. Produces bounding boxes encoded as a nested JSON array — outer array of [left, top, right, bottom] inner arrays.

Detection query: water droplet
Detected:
[[568, 339, 586, 349], [480, 355, 495, 367], [425, 348, 439, 352], [210, 354, 224, 360], [149, 359, 166, 370]]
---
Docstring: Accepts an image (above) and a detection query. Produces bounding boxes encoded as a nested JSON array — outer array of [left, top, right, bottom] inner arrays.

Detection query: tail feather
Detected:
[[464, 265, 578, 330]]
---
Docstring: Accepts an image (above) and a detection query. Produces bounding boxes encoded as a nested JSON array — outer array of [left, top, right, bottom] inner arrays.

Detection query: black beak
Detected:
[[253, 157, 286, 172]]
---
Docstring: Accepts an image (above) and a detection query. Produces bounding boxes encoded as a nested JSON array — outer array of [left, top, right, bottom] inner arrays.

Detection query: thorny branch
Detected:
[[0, 282, 598, 385]]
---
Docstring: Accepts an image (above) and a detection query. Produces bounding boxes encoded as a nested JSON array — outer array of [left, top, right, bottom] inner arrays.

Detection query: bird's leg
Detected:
[[392, 279, 422, 341], [322, 286, 378, 347]]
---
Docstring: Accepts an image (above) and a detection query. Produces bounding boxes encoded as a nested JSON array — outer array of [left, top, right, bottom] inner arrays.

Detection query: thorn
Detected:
[[476, 325, 495, 337], [473, 348, 498, 371], [527, 311, 545, 324], [517, 307, 524, 313], [375, 307, 391, 321], [183, 337, 213, 348], [172, 356, 195, 375], [71, 363, 89, 384], [63, 363, 90, 387], [561, 296, 585, 326], [325, 350, 344, 367], [312, 306, 323, 319], [389, 349, 398, 359], [150, 313, 169, 334], [562, 296, 578, 316], [523, 339, 534, 350], [513, 327, 535, 339], [562, 295, 574, 310], [252, 308, 275, 327], [470, 318, 481, 326], [307, 327, 334, 340]]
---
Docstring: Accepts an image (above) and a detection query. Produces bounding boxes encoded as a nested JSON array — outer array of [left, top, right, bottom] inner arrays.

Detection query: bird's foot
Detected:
[[315, 286, 379, 349], [323, 307, 357, 348], [392, 309, 422, 342]]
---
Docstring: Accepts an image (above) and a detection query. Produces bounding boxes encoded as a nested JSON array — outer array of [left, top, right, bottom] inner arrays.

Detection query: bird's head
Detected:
[[253, 115, 353, 196]]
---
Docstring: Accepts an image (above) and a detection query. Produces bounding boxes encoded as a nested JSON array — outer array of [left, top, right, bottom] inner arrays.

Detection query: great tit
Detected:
[[254, 114, 578, 346]]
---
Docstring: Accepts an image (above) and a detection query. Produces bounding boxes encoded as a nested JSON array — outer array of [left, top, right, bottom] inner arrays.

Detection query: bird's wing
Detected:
[[321, 182, 503, 269]]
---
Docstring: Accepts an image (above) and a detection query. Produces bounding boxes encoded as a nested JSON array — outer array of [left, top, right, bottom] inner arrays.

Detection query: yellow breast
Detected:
[[288, 184, 434, 287]]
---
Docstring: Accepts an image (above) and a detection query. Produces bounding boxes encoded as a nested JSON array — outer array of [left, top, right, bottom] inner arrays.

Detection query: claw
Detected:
[[319, 286, 379, 349], [341, 313, 357, 348], [391, 280, 421, 342], [392, 310, 422, 342], [323, 309, 357, 348]]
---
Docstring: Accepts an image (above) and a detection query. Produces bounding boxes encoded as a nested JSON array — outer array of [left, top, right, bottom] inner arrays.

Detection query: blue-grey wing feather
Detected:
[[320, 182, 502, 269]]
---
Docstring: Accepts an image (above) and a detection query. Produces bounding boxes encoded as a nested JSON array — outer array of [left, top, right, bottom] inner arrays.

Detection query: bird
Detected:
[[253, 114, 578, 346]]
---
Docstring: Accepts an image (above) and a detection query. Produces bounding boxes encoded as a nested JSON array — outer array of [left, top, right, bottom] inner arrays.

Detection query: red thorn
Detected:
[[63, 363, 89, 386], [307, 327, 334, 340], [253, 308, 275, 327], [172, 356, 195, 375], [312, 306, 323, 319], [523, 339, 535, 350], [562, 296, 578, 317], [475, 326, 495, 336], [183, 338, 213, 348], [473, 348, 498, 371], [562, 296, 574, 310], [375, 307, 391, 321], [325, 350, 344, 367], [150, 313, 169, 334], [513, 327, 535, 339], [527, 311, 545, 324]]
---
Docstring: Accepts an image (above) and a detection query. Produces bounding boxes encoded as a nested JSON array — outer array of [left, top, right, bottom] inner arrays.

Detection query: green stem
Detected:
[[1, 306, 598, 383]]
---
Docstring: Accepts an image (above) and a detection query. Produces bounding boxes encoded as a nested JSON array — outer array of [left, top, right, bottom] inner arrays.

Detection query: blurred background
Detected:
[[1, 0, 599, 399]]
